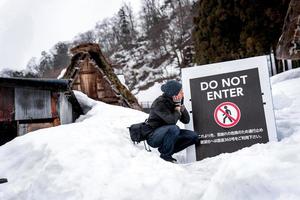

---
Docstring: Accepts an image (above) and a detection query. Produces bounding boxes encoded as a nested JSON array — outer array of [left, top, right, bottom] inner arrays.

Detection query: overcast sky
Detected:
[[0, 0, 141, 71]]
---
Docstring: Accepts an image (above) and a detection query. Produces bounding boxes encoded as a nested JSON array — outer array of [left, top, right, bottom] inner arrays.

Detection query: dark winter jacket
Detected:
[[147, 94, 190, 130]]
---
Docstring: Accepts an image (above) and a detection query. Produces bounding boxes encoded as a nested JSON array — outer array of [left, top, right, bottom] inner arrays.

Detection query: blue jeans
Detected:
[[147, 125, 199, 157]]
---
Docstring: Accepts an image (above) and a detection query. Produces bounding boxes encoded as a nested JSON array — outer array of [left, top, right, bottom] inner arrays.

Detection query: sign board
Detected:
[[182, 56, 277, 161]]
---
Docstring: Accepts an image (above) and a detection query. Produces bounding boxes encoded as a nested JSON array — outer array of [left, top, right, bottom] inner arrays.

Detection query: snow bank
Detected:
[[271, 67, 300, 85], [1, 69, 300, 200], [271, 69, 300, 141], [57, 68, 66, 79], [136, 82, 163, 103]]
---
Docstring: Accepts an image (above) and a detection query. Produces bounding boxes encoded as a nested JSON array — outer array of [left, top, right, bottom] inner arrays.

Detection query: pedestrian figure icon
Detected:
[[223, 106, 233, 123], [214, 102, 241, 128]]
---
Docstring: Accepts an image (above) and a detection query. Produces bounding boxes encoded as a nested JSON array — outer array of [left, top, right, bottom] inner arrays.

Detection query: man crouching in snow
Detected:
[[146, 80, 199, 163]]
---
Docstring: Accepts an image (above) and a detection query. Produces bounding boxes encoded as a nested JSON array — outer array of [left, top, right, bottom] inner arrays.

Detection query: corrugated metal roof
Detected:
[[0, 77, 70, 91]]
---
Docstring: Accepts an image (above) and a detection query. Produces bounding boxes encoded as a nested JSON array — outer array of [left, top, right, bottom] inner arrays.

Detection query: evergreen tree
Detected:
[[118, 7, 132, 49], [26, 42, 71, 78], [38, 51, 53, 76], [52, 42, 70, 69], [192, 0, 290, 65]]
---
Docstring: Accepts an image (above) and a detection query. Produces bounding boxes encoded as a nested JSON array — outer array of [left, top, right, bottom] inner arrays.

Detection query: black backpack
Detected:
[[128, 121, 153, 151]]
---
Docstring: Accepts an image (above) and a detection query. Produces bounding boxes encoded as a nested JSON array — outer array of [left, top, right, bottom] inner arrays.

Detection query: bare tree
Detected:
[[95, 17, 123, 54], [140, 0, 169, 54], [73, 30, 97, 46], [123, 2, 138, 40], [162, 0, 193, 67]]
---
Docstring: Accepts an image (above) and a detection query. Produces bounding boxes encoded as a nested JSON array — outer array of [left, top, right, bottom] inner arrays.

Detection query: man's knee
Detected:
[[193, 134, 199, 144], [166, 125, 180, 135], [188, 132, 199, 144]]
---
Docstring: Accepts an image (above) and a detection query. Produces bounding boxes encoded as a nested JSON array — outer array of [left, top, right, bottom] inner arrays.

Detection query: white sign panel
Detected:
[[182, 56, 277, 161]]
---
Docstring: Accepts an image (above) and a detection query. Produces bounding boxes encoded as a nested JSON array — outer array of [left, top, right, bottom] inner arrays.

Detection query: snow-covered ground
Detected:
[[1, 69, 300, 199], [135, 82, 163, 102]]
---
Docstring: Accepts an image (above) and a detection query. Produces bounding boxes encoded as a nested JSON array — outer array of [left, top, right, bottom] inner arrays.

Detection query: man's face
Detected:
[[177, 89, 184, 99]]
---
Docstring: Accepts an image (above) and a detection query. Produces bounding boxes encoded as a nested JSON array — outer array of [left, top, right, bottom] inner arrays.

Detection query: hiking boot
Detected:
[[160, 155, 177, 163]]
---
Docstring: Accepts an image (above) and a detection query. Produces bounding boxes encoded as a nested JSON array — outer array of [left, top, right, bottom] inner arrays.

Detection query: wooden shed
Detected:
[[277, 0, 300, 59], [61, 43, 141, 110], [0, 77, 83, 145]]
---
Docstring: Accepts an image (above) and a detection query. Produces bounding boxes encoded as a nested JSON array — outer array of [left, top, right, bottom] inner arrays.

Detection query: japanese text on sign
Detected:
[[199, 128, 264, 145]]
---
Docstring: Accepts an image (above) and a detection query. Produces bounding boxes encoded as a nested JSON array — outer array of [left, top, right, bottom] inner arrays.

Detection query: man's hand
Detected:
[[173, 98, 182, 106], [175, 106, 181, 112], [174, 106, 182, 114]]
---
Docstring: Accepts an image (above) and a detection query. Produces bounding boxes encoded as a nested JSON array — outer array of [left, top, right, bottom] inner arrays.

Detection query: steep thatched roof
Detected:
[[277, 0, 300, 60], [62, 43, 141, 110]]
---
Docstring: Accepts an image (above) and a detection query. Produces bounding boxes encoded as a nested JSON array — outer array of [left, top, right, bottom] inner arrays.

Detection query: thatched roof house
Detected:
[[277, 0, 300, 59], [62, 43, 141, 110]]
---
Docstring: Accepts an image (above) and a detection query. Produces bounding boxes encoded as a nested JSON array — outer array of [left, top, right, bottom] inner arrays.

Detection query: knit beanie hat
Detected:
[[161, 80, 182, 97]]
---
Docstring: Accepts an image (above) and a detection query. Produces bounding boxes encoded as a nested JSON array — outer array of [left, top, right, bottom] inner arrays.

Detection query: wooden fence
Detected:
[[268, 53, 300, 76]]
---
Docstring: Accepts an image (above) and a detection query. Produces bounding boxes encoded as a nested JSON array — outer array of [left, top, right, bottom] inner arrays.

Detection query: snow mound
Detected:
[[1, 69, 300, 199], [271, 67, 300, 85], [271, 70, 300, 140], [57, 68, 67, 79]]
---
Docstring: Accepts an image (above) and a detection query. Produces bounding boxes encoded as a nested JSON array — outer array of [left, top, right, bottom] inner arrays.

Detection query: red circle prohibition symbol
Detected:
[[214, 102, 241, 128]]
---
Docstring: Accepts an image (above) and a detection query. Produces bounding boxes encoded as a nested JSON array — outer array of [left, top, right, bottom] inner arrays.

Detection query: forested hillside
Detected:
[[0, 0, 291, 93], [1, 0, 195, 93]]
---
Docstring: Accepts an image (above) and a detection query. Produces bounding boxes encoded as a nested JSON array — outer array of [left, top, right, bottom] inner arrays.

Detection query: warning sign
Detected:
[[214, 102, 241, 128], [181, 56, 277, 162], [189, 68, 269, 160]]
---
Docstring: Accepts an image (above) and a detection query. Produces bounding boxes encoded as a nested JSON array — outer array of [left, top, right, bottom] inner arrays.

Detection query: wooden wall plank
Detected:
[[0, 87, 14, 122], [80, 74, 97, 98], [79, 61, 98, 99], [59, 93, 73, 124]]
